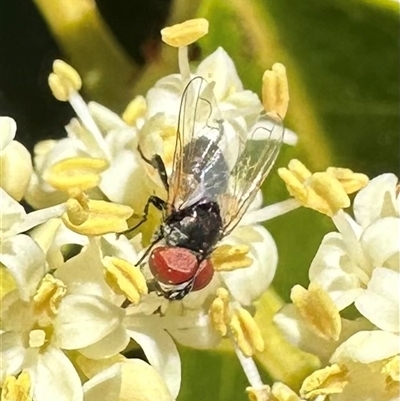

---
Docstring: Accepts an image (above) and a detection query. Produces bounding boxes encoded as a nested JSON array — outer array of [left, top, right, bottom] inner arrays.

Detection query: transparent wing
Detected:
[[169, 76, 238, 209], [218, 114, 284, 234]]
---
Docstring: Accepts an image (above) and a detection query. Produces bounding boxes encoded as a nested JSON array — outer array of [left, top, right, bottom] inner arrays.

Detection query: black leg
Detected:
[[118, 195, 167, 238], [138, 146, 169, 192]]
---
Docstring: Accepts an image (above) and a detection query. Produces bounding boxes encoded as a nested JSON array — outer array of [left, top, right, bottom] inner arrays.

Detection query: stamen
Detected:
[[122, 95, 147, 126], [209, 288, 230, 336], [103, 256, 148, 304], [290, 282, 341, 342], [44, 157, 109, 192], [161, 18, 209, 47], [33, 274, 67, 315], [234, 346, 265, 390], [240, 198, 301, 226], [1, 371, 32, 401], [326, 167, 369, 194], [246, 385, 270, 401], [211, 244, 252, 272], [48, 60, 111, 160], [48, 60, 82, 102], [382, 355, 400, 392], [278, 159, 361, 216], [300, 364, 348, 399], [62, 198, 133, 236], [178, 46, 191, 80], [262, 63, 289, 120]]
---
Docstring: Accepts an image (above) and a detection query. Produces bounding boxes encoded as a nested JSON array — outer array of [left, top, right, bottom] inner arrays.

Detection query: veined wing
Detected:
[[169, 76, 240, 209], [218, 113, 284, 234]]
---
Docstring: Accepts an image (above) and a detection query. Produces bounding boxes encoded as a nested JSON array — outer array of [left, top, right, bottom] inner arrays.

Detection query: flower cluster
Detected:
[[1, 16, 398, 401], [273, 169, 399, 401], [0, 18, 299, 401]]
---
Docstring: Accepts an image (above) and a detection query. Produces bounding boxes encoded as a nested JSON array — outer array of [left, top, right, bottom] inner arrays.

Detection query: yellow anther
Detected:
[[102, 256, 148, 304], [44, 157, 109, 192], [211, 244, 252, 272], [310, 172, 350, 212], [66, 198, 90, 225], [382, 355, 400, 392], [161, 18, 209, 47], [2, 371, 32, 401], [48, 60, 82, 101], [262, 63, 289, 120], [209, 288, 231, 336], [62, 199, 133, 236], [230, 308, 264, 357], [33, 274, 67, 315], [236, 308, 265, 353], [291, 282, 341, 342], [326, 167, 369, 194], [230, 313, 253, 357], [29, 329, 46, 348], [279, 159, 355, 216], [271, 382, 302, 401], [288, 159, 312, 181], [300, 364, 348, 399], [246, 385, 271, 401], [122, 96, 147, 126]]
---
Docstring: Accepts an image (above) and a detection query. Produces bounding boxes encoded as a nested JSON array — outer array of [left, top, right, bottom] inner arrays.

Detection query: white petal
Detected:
[[0, 234, 46, 301], [0, 331, 25, 381], [100, 233, 139, 262], [331, 330, 399, 364], [56, 294, 125, 349], [196, 47, 243, 100], [220, 225, 277, 305], [311, 268, 362, 311], [88, 102, 127, 131], [355, 268, 400, 332], [361, 217, 400, 270], [0, 188, 26, 235], [0, 116, 17, 150], [146, 85, 181, 119], [31, 347, 83, 401], [83, 363, 122, 401], [0, 140, 33, 201], [354, 173, 399, 227], [99, 150, 151, 210], [273, 304, 335, 363], [78, 324, 129, 360], [274, 305, 374, 365], [309, 232, 348, 279], [55, 243, 111, 298], [16, 204, 66, 234], [127, 327, 181, 398], [165, 310, 221, 349]]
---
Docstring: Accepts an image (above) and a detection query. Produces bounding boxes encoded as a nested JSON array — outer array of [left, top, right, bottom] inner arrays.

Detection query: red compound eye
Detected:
[[149, 246, 199, 285], [149, 246, 214, 291], [192, 258, 214, 291]]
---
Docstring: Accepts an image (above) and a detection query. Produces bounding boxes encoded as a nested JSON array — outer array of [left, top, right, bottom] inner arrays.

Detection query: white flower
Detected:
[[309, 174, 400, 330], [0, 116, 33, 201], [328, 331, 399, 401], [82, 359, 174, 401]]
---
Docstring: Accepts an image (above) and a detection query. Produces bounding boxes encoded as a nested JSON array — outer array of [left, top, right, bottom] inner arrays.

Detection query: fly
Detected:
[[127, 76, 284, 300]]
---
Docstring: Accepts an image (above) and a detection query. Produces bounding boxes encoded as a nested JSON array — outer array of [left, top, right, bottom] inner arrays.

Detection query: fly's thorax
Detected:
[[162, 199, 224, 254]]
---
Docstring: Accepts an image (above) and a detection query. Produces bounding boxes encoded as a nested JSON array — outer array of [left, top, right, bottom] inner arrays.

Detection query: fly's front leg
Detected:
[[118, 195, 167, 238], [138, 146, 169, 192]]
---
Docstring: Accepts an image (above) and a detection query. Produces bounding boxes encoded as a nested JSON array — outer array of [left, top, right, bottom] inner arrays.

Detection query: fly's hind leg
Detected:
[[117, 195, 167, 238]]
